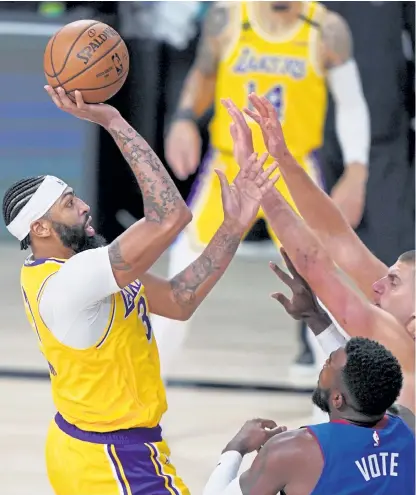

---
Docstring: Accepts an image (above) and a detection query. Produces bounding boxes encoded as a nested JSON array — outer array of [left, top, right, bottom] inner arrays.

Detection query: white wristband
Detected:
[[202, 451, 243, 495], [316, 323, 348, 355]]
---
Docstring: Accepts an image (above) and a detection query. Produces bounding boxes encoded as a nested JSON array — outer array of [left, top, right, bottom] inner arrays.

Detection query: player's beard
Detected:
[[52, 220, 107, 253], [312, 386, 331, 413]]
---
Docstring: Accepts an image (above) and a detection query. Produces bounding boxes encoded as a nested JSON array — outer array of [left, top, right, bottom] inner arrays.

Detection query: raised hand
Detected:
[[270, 248, 331, 326], [216, 152, 279, 232], [44, 86, 120, 128], [244, 93, 288, 160], [221, 97, 254, 170], [224, 418, 287, 456]]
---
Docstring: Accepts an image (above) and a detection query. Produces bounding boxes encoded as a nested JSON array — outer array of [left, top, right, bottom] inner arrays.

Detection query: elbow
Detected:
[[167, 307, 193, 322], [175, 303, 195, 321], [162, 207, 193, 235]]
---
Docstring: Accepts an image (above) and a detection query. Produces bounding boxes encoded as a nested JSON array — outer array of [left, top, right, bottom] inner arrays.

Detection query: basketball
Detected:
[[44, 20, 129, 104]]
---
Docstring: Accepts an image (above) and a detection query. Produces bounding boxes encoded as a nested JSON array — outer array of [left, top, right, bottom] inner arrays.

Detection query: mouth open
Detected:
[[85, 216, 95, 237]]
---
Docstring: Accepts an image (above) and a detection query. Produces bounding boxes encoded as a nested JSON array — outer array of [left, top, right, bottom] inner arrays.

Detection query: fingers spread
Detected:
[[215, 168, 230, 195], [269, 261, 294, 287], [243, 107, 262, 124], [248, 93, 268, 118], [280, 248, 301, 279]]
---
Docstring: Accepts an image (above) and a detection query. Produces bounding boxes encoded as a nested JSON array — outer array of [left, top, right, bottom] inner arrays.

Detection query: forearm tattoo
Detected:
[[170, 224, 240, 306], [109, 125, 183, 224]]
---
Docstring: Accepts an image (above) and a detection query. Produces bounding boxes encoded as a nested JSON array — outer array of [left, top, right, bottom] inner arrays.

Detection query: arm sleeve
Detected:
[[327, 59, 371, 166], [202, 452, 244, 495], [39, 247, 120, 347], [316, 323, 348, 355]]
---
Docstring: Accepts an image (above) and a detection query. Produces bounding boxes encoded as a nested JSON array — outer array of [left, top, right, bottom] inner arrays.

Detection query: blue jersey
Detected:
[[307, 414, 415, 495]]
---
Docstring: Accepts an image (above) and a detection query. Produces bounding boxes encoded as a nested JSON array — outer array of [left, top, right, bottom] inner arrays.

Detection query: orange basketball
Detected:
[[44, 20, 129, 104]]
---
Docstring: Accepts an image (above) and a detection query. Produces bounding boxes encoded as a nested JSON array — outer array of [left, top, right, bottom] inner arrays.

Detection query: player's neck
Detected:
[[329, 410, 385, 427], [256, 2, 304, 34], [31, 243, 74, 261]]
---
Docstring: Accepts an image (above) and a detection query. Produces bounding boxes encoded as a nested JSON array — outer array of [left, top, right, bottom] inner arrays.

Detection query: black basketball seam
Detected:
[[50, 33, 63, 88], [66, 72, 128, 92], [44, 33, 58, 78], [52, 38, 124, 89], [49, 20, 101, 78], [44, 22, 68, 78]]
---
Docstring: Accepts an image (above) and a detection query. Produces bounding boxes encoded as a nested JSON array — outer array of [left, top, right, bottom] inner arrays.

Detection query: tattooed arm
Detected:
[[165, 2, 238, 179], [175, 2, 235, 118], [107, 115, 192, 288], [141, 219, 242, 320]]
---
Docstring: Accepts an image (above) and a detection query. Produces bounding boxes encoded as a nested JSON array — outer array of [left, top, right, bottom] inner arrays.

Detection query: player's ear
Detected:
[[31, 217, 53, 239], [332, 389, 344, 410]]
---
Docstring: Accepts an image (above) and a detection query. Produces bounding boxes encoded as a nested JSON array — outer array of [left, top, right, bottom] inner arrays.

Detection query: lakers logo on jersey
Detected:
[[233, 48, 307, 80], [210, 1, 327, 160]]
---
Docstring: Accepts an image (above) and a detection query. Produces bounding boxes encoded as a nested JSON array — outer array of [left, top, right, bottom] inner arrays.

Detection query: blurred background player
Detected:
[[159, 1, 370, 384]]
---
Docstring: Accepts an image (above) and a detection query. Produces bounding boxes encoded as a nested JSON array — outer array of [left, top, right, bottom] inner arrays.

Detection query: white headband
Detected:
[[6, 175, 68, 241]]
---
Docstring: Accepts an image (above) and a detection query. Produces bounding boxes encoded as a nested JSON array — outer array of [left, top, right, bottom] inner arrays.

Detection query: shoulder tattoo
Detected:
[[204, 4, 230, 37], [194, 4, 230, 75], [322, 12, 353, 68], [109, 240, 131, 272]]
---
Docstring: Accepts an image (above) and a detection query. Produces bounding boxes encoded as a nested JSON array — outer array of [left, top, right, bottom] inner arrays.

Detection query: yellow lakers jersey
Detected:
[[210, 1, 327, 160], [20, 256, 167, 432]]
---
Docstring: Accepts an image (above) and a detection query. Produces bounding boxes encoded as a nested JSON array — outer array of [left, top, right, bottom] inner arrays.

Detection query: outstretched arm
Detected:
[[143, 153, 279, 320], [141, 220, 241, 320], [44, 86, 192, 293], [243, 95, 387, 300], [261, 186, 414, 375]]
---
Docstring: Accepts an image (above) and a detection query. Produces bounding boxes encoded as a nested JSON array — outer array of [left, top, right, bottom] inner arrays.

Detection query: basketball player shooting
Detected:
[[157, 0, 370, 382], [2, 86, 278, 495], [202, 337, 415, 494], [224, 97, 415, 417]]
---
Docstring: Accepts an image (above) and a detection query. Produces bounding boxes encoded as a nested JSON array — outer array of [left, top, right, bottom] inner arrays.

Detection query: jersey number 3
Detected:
[[247, 82, 285, 122], [138, 296, 152, 342]]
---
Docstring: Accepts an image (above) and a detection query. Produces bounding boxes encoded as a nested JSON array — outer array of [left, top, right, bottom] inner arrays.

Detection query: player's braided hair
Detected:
[[2, 176, 46, 250], [342, 337, 403, 417]]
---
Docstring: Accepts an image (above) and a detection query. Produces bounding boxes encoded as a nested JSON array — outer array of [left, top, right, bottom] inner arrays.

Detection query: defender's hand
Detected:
[[165, 120, 201, 180], [44, 86, 120, 128], [216, 152, 279, 232], [270, 248, 328, 322], [244, 93, 289, 160], [224, 419, 287, 456]]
